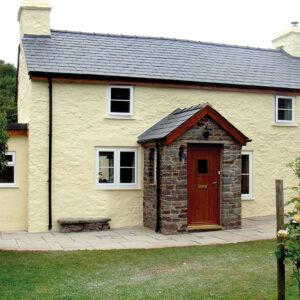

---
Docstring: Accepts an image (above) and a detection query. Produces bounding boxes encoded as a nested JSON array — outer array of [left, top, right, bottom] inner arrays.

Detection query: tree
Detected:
[[0, 112, 8, 173], [0, 60, 17, 123]]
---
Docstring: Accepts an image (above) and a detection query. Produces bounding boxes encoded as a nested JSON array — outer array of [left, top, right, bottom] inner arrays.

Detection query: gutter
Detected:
[[48, 77, 53, 230], [155, 140, 161, 233]]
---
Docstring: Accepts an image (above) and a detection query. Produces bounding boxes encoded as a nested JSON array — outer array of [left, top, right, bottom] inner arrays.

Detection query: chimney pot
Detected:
[[291, 21, 299, 27]]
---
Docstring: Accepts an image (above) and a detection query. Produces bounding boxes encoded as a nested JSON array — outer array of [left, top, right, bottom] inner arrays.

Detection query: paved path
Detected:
[[0, 215, 275, 251]]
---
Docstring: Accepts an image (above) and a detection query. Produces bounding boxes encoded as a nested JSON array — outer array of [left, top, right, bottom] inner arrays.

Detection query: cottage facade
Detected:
[[1, 0, 300, 233]]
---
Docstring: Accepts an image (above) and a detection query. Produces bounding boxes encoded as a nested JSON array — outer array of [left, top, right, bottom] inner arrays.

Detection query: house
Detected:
[[1, 0, 300, 234]]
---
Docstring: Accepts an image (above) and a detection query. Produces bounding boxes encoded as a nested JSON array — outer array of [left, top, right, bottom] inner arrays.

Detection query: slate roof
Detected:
[[7, 123, 28, 130], [22, 30, 300, 90], [138, 104, 208, 143]]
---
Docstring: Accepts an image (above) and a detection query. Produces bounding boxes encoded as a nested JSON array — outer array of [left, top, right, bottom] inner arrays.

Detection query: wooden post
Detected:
[[276, 179, 285, 300]]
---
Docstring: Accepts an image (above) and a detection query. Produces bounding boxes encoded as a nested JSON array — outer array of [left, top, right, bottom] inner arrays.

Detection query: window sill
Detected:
[[105, 115, 135, 120], [272, 123, 298, 127], [242, 197, 255, 201], [94, 185, 141, 190], [0, 185, 19, 189]]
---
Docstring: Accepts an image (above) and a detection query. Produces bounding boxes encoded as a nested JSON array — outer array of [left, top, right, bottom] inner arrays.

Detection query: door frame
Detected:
[[187, 143, 222, 230]]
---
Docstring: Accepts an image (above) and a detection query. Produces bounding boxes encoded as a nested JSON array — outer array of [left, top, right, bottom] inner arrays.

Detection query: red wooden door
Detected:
[[187, 145, 221, 227]]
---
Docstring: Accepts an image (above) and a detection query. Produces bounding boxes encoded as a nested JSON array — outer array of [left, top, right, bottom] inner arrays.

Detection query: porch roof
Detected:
[[138, 103, 250, 145]]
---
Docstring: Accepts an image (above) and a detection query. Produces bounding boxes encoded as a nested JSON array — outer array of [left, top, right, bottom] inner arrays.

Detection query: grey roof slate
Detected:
[[22, 30, 300, 89], [138, 104, 207, 143]]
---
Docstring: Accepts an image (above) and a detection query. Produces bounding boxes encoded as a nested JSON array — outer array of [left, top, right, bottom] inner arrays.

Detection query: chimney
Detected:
[[18, 0, 51, 38], [272, 21, 300, 57]]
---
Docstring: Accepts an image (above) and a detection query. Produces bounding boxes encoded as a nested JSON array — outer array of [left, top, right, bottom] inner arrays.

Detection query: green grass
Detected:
[[0, 240, 298, 299]]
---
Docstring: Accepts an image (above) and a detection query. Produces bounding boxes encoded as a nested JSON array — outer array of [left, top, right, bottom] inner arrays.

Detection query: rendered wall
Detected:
[[22, 77, 300, 232], [0, 136, 28, 231]]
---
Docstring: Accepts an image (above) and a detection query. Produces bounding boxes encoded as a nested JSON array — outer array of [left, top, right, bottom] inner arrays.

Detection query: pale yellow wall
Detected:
[[22, 79, 300, 232], [0, 136, 28, 231], [272, 27, 300, 57]]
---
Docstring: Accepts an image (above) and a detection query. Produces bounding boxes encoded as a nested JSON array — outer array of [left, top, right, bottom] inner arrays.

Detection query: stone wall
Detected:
[[143, 116, 242, 234]]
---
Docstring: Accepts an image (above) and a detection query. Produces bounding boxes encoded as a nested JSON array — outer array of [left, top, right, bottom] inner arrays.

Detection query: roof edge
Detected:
[[29, 71, 300, 92]]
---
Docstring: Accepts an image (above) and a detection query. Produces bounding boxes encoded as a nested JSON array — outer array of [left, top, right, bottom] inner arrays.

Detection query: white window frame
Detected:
[[96, 147, 138, 189], [275, 95, 295, 124], [0, 152, 16, 187], [241, 151, 253, 200], [107, 85, 134, 118]]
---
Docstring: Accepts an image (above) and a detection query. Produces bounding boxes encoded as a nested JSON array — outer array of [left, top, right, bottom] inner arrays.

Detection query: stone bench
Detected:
[[58, 217, 111, 233]]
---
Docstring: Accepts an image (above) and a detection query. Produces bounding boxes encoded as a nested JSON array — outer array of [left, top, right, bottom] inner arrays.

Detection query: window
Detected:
[[96, 148, 138, 188], [149, 148, 157, 184], [275, 96, 295, 123], [0, 152, 16, 187], [241, 151, 253, 200], [108, 86, 133, 116]]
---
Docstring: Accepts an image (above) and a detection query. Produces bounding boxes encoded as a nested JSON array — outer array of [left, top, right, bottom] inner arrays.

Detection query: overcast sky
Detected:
[[1, 0, 300, 66]]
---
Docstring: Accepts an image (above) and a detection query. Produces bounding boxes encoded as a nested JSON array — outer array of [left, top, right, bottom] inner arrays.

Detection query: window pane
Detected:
[[99, 152, 114, 168], [241, 155, 249, 174], [198, 159, 208, 174], [98, 152, 114, 183], [111, 88, 130, 100], [278, 109, 292, 121], [98, 168, 114, 183], [120, 168, 135, 183], [241, 174, 249, 194], [5, 155, 13, 162], [278, 98, 292, 109], [120, 152, 135, 167], [0, 166, 14, 183], [111, 100, 130, 113]]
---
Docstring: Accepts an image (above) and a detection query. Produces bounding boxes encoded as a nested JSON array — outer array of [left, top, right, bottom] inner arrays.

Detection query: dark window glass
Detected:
[[278, 109, 292, 121], [241, 155, 249, 173], [120, 168, 135, 183], [198, 159, 208, 174], [98, 152, 114, 183], [0, 166, 14, 183], [120, 152, 135, 167], [120, 151, 135, 184], [278, 98, 292, 109], [241, 175, 249, 194], [111, 88, 131, 100], [110, 100, 130, 113], [5, 155, 13, 162]]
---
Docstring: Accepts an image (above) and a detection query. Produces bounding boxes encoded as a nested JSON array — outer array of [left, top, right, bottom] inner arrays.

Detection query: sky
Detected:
[[1, 0, 300, 66]]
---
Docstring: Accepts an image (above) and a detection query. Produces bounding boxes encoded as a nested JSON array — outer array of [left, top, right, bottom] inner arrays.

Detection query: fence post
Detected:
[[276, 179, 285, 300]]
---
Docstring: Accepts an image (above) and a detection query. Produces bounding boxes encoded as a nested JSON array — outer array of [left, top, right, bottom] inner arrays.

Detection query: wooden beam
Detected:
[[8, 130, 28, 137]]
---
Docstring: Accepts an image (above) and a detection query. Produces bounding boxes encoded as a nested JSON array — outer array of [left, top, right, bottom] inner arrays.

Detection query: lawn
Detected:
[[0, 240, 298, 299]]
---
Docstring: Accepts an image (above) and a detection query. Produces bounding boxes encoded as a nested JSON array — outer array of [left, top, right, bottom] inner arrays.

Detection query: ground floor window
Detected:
[[0, 152, 16, 187], [241, 151, 253, 199], [96, 148, 138, 188]]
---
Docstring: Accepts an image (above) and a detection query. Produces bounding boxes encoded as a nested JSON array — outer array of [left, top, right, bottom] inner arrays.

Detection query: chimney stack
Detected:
[[18, 0, 51, 38], [272, 21, 300, 57]]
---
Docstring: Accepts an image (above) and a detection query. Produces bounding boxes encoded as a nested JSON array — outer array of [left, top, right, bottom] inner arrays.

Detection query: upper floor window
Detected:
[[241, 151, 253, 200], [275, 96, 295, 123], [0, 152, 16, 187], [108, 86, 133, 117]]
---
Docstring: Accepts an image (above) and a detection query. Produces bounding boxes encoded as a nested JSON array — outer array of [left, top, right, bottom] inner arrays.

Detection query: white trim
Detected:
[[0, 151, 16, 188], [275, 95, 296, 124], [107, 85, 134, 118], [241, 150, 253, 200], [95, 147, 138, 189]]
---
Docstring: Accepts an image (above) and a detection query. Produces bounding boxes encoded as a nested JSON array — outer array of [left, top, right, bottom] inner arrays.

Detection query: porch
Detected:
[[0, 215, 275, 251]]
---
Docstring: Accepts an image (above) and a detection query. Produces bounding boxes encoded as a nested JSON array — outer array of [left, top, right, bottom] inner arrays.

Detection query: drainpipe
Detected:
[[48, 77, 53, 230], [155, 140, 161, 233]]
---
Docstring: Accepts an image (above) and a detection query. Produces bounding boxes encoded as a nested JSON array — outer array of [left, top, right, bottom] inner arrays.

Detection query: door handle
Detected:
[[212, 181, 217, 185], [197, 184, 207, 189]]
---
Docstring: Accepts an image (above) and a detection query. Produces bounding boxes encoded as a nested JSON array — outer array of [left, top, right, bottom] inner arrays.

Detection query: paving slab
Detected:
[[0, 215, 275, 251]]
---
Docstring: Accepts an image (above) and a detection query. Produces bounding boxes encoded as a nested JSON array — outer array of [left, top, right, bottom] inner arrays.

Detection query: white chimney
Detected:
[[18, 0, 51, 38], [272, 21, 300, 57]]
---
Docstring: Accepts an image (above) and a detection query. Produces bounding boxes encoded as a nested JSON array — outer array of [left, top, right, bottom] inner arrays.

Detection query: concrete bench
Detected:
[[58, 217, 111, 233]]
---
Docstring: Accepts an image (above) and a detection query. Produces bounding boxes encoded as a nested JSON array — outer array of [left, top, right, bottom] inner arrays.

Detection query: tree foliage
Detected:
[[0, 60, 17, 123], [0, 112, 8, 173], [277, 157, 300, 296]]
